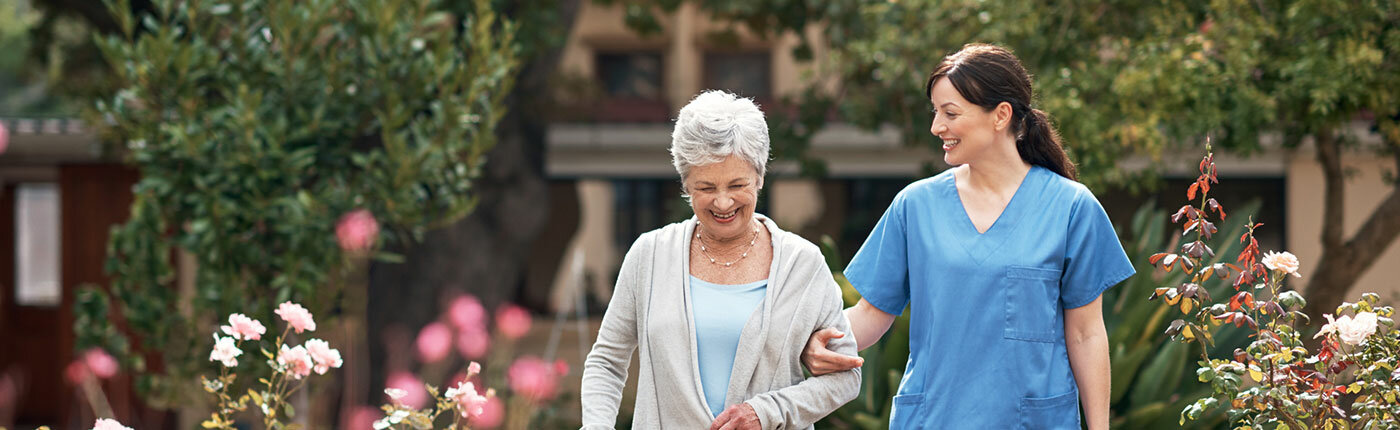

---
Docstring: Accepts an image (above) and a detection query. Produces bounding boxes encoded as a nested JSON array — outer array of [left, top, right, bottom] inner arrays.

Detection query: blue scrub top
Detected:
[[845, 166, 1135, 429]]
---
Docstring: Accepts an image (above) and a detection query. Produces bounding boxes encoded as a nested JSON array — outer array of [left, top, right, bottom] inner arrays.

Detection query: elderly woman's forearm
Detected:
[[845, 299, 897, 351]]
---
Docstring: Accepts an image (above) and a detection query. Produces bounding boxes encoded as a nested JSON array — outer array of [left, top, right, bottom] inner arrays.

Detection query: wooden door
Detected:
[[0, 164, 139, 427]]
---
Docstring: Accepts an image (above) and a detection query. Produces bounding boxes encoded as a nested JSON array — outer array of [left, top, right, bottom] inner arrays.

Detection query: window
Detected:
[[839, 178, 913, 261], [595, 53, 668, 122], [597, 53, 663, 100], [613, 180, 681, 254], [15, 183, 61, 307], [704, 53, 771, 100]]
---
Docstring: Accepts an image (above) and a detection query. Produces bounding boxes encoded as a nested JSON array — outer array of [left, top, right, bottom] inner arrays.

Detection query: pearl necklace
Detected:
[[695, 219, 761, 267]]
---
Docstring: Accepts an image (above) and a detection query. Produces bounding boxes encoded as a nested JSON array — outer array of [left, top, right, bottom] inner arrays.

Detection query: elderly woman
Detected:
[[580, 90, 860, 430]]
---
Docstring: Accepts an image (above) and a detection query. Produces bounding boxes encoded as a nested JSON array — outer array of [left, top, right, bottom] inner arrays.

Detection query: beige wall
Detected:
[[1287, 148, 1400, 304], [549, 179, 620, 313]]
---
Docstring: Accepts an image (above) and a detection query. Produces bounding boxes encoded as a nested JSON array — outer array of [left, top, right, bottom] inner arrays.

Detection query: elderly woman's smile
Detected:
[[687, 155, 760, 239]]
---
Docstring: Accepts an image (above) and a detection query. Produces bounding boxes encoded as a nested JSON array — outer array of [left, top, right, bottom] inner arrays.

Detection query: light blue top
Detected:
[[689, 275, 768, 417], [844, 166, 1135, 428]]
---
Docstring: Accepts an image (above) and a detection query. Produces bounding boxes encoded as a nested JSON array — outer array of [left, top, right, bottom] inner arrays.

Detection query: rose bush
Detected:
[[371, 294, 571, 429], [200, 302, 342, 429], [1148, 148, 1399, 429]]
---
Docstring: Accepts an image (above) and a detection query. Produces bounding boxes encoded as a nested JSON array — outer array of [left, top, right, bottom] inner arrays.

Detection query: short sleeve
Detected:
[[1060, 188, 1136, 309], [843, 190, 911, 315]]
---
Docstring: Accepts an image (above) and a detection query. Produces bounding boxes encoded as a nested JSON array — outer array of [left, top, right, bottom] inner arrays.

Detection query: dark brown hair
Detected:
[[924, 43, 1077, 180]]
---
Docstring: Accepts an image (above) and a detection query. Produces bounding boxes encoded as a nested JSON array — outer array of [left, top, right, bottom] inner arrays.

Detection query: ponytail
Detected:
[[926, 43, 1080, 181], [1016, 108, 1077, 181]]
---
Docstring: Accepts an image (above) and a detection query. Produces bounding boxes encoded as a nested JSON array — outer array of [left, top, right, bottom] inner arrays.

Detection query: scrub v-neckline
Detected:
[[949, 166, 1040, 264]]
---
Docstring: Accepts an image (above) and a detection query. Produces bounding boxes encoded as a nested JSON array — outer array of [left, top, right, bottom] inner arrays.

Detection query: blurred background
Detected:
[[0, 0, 1397, 428]]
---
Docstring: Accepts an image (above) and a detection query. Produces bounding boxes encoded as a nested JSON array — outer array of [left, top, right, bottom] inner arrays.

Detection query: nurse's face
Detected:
[[685, 154, 762, 242], [929, 77, 1005, 167]]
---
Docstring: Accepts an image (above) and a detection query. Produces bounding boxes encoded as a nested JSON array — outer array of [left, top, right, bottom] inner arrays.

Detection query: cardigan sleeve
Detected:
[[580, 233, 651, 429], [745, 246, 862, 429]]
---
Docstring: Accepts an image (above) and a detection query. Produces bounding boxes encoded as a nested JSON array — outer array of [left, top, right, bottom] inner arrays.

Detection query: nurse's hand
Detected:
[[801, 328, 864, 376], [709, 403, 761, 430]]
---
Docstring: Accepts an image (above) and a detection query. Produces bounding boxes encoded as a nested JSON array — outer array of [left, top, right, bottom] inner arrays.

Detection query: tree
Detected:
[[627, 0, 1400, 334], [78, 0, 519, 409]]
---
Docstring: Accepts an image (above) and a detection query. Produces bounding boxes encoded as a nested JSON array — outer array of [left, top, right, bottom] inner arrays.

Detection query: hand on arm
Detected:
[[800, 298, 897, 376], [709, 404, 761, 430], [1065, 295, 1110, 430]]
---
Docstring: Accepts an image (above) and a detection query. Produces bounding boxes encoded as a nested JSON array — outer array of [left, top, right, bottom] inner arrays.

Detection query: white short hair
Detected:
[[670, 90, 770, 180]]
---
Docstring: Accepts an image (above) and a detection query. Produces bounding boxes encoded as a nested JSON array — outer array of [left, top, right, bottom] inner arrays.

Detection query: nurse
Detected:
[[799, 43, 1134, 429]]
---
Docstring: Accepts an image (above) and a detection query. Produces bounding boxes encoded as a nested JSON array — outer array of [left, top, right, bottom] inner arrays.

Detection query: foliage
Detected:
[[1104, 199, 1260, 429], [615, 0, 1400, 314], [373, 364, 494, 430], [0, 0, 73, 115], [78, 0, 519, 407], [0, 1, 39, 77], [1147, 149, 1400, 428]]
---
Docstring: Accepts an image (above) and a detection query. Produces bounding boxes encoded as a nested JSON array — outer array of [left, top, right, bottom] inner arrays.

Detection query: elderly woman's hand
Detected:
[[800, 328, 864, 376], [710, 403, 761, 430]]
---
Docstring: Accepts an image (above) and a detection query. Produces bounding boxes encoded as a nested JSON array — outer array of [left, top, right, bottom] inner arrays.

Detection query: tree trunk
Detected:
[[364, 0, 581, 407], [1300, 131, 1400, 321]]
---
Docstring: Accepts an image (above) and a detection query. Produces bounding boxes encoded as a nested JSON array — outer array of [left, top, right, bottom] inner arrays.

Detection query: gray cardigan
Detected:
[[581, 216, 861, 429]]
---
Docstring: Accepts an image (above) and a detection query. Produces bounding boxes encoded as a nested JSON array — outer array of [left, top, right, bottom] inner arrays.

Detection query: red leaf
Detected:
[[1188, 181, 1200, 200], [1172, 206, 1190, 223], [1207, 198, 1227, 220], [1149, 252, 1170, 264]]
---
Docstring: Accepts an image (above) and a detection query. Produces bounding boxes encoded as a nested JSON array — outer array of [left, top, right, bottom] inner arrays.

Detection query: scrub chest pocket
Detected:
[[1003, 266, 1063, 343]]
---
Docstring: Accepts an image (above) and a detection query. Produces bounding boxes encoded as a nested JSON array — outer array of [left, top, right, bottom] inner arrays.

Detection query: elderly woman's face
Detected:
[[686, 154, 761, 240]]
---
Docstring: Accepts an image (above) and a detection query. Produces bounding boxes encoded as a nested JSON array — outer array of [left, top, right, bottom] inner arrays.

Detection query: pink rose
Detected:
[[416, 322, 452, 363], [220, 313, 266, 341], [455, 327, 490, 359], [471, 395, 505, 428], [210, 335, 242, 368], [336, 209, 379, 253], [278, 344, 314, 379], [304, 339, 342, 375], [0, 373, 16, 407], [92, 418, 133, 430], [444, 380, 490, 419], [495, 304, 532, 340], [65, 360, 90, 385], [275, 302, 316, 333], [385, 372, 428, 409], [448, 295, 487, 331], [345, 406, 381, 430], [507, 356, 560, 402], [84, 348, 119, 379]]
